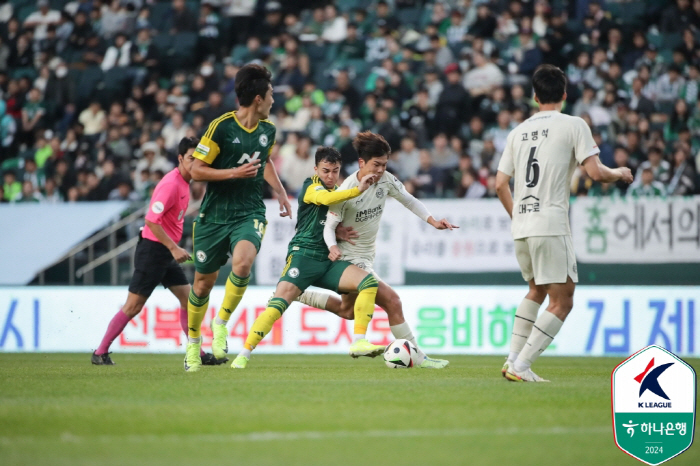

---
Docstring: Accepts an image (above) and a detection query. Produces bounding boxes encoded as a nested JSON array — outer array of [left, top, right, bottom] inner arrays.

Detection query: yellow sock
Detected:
[[187, 290, 209, 339], [354, 275, 378, 336], [217, 272, 250, 322], [244, 298, 288, 350]]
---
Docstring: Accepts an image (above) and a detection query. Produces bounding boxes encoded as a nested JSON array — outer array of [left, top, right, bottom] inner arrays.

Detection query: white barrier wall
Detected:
[[1, 286, 698, 357]]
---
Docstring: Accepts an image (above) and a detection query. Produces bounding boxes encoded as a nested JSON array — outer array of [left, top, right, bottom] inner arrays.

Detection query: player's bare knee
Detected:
[[193, 278, 214, 297]]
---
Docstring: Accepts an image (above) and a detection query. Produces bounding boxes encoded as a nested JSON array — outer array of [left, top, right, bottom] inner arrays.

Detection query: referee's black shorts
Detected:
[[128, 236, 189, 297]]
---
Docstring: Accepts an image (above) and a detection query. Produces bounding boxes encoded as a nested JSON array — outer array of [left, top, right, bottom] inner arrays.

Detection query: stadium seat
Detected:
[[17, 4, 35, 22], [11, 67, 37, 80], [396, 7, 422, 29], [103, 68, 131, 102], [171, 32, 198, 69], [149, 3, 172, 33], [76, 67, 105, 108]]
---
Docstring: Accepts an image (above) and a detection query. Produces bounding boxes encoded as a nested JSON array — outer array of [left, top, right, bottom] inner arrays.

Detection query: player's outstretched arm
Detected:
[[264, 162, 292, 219], [145, 220, 191, 263], [582, 156, 634, 184], [190, 158, 261, 182], [495, 170, 514, 219], [304, 174, 377, 206]]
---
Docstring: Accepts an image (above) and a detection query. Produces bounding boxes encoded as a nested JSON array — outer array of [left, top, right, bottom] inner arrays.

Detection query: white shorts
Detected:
[[348, 258, 381, 281], [514, 235, 578, 285]]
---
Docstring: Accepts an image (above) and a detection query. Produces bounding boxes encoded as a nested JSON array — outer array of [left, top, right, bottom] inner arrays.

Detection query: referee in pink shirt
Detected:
[[92, 137, 223, 365]]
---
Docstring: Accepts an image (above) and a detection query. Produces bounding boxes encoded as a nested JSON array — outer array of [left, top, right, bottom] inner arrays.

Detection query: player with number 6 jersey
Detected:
[[496, 65, 633, 382], [184, 64, 292, 372]]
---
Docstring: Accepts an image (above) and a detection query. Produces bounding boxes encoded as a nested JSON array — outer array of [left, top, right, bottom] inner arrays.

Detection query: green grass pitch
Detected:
[[0, 354, 698, 466]]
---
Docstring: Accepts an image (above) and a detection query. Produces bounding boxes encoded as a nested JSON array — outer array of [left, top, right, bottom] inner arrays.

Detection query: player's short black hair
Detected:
[[352, 131, 391, 162], [178, 136, 198, 156], [315, 146, 342, 166], [532, 64, 567, 105], [235, 64, 272, 107]]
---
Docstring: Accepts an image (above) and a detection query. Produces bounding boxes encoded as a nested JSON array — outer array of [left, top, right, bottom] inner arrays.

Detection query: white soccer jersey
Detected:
[[497, 110, 600, 239], [327, 170, 424, 264]]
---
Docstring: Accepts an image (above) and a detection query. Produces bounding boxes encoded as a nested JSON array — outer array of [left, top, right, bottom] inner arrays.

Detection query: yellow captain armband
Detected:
[[194, 137, 220, 164]]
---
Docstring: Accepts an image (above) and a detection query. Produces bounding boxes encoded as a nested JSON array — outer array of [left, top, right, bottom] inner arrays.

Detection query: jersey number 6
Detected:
[[525, 146, 540, 188]]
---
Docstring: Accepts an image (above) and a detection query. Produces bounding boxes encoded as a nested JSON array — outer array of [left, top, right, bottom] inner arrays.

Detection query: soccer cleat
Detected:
[[211, 320, 229, 360], [349, 339, 385, 359], [502, 358, 515, 378], [231, 355, 249, 369], [91, 352, 115, 365], [184, 340, 202, 372], [418, 357, 449, 369], [505, 366, 550, 382], [201, 352, 228, 366]]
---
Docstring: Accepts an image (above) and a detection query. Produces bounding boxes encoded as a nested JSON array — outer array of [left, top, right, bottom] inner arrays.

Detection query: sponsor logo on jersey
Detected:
[[288, 267, 299, 278], [236, 151, 261, 164], [151, 201, 164, 214], [195, 143, 210, 155], [196, 250, 207, 262], [355, 205, 383, 222], [259, 134, 269, 147], [319, 220, 326, 225]]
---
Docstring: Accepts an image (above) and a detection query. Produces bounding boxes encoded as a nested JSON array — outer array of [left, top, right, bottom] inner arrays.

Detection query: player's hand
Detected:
[[358, 173, 378, 192], [618, 167, 634, 184], [428, 217, 459, 230], [170, 246, 192, 264], [335, 223, 359, 245], [328, 245, 342, 261], [230, 159, 261, 179], [278, 193, 293, 219]]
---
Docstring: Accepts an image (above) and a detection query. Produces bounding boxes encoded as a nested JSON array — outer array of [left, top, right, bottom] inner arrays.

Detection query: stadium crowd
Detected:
[[1, 0, 699, 204]]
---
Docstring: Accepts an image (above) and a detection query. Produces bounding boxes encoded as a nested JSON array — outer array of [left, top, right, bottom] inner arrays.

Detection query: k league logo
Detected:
[[612, 345, 696, 465]]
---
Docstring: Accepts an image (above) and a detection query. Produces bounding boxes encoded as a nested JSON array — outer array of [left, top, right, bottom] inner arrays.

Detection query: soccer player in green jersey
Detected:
[[184, 64, 292, 372], [230, 146, 384, 369]]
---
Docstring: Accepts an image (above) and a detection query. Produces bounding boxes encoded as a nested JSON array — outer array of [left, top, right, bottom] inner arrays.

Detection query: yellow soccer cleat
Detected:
[[418, 356, 449, 369], [211, 320, 229, 360], [349, 339, 385, 359], [184, 340, 202, 372], [231, 355, 249, 369], [501, 358, 515, 378], [505, 366, 550, 382]]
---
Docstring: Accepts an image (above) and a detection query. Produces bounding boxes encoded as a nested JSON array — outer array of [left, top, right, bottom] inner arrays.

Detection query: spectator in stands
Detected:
[[630, 167, 667, 197], [661, 0, 695, 33], [130, 28, 158, 77], [41, 177, 62, 203], [279, 133, 314, 196], [101, 33, 132, 71], [637, 147, 671, 185], [667, 147, 697, 195], [14, 179, 42, 203], [198, 1, 220, 60], [0, 36, 11, 72], [412, 149, 444, 198], [254, 1, 284, 44], [24, 0, 61, 43], [0, 100, 17, 161], [68, 11, 92, 50], [656, 65, 686, 107], [436, 63, 470, 138], [628, 77, 655, 117], [321, 4, 347, 43], [9, 34, 33, 69], [337, 23, 365, 61], [463, 51, 504, 98], [82, 33, 106, 66], [461, 168, 486, 199], [468, 3, 497, 39], [430, 132, 458, 170], [665, 99, 691, 142], [101, 0, 132, 40], [161, 111, 189, 155], [169, 0, 197, 33], [394, 136, 420, 182], [78, 100, 106, 141]]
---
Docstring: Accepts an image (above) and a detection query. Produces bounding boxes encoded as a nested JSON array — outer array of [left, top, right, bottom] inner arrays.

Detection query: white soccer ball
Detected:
[[383, 339, 418, 368]]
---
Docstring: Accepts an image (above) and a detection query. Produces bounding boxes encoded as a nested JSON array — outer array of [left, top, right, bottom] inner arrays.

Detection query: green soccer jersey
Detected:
[[194, 111, 276, 224], [288, 175, 362, 260]]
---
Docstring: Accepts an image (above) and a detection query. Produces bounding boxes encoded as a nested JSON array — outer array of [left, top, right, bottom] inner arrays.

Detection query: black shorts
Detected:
[[128, 237, 189, 297]]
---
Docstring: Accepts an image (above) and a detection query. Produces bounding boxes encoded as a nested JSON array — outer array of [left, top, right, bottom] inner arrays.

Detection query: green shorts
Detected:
[[278, 252, 352, 294], [193, 214, 267, 274]]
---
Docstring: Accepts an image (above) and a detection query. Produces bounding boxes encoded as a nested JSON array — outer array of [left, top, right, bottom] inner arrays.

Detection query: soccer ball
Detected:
[[383, 339, 417, 368]]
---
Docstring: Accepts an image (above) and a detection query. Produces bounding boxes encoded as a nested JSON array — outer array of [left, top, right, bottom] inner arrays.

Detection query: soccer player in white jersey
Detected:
[[496, 65, 633, 382], [295, 131, 458, 369]]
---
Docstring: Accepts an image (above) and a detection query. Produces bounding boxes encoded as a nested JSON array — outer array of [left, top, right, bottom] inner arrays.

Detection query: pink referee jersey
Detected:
[[142, 168, 190, 243]]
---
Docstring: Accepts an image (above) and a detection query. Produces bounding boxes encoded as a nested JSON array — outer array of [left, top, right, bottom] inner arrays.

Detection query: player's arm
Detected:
[[496, 131, 515, 218], [575, 118, 633, 184], [264, 160, 292, 219], [303, 173, 377, 206], [144, 220, 191, 263], [323, 210, 343, 261], [388, 175, 457, 230], [190, 126, 260, 181], [495, 171, 514, 218]]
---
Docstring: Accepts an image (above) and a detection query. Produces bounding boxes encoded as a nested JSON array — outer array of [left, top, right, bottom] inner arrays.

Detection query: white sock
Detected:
[[353, 334, 365, 342], [509, 298, 541, 361], [188, 336, 201, 344], [296, 290, 331, 310], [214, 316, 227, 326], [240, 348, 251, 358], [514, 311, 563, 372], [391, 321, 426, 363]]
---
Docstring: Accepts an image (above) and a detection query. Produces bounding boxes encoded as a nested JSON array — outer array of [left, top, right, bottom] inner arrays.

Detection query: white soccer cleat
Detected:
[[505, 365, 550, 382], [502, 358, 515, 378]]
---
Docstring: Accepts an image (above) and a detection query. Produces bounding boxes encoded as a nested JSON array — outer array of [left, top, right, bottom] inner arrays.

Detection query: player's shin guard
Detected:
[[515, 310, 563, 372], [295, 290, 330, 310], [354, 275, 378, 338], [509, 299, 541, 360], [187, 290, 209, 339], [216, 272, 249, 323], [243, 298, 288, 351]]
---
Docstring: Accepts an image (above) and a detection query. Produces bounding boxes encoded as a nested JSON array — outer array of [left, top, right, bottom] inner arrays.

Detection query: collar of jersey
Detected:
[[312, 175, 336, 191], [232, 111, 258, 133]]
